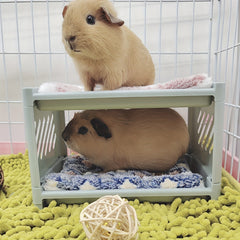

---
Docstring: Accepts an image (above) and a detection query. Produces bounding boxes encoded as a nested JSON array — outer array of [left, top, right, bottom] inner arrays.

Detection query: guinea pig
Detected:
[[62, 108, 189, 172], [62, 0, 155, 91]]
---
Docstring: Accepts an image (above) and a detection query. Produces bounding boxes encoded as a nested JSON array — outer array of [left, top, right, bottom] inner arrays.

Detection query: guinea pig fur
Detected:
[[62, 0, 155, 91], [62, 108, 189, 172]]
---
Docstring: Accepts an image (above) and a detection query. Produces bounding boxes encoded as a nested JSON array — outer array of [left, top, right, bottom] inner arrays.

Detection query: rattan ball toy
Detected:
[[80, 195, 139, 240]]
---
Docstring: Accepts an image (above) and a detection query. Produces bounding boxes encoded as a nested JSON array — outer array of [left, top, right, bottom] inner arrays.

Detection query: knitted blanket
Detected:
[[42, 155, 204, 191]]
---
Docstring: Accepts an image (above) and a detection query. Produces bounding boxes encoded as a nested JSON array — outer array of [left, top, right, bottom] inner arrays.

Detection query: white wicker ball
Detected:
[[80, 195, 139, 240]]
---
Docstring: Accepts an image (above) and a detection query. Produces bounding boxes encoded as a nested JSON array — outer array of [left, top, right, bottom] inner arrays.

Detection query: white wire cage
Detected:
[[0, 0, 240, 183]]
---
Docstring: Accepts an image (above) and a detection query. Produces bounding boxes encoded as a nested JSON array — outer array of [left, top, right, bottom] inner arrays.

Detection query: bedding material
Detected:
[[42, 155, 204, 191]]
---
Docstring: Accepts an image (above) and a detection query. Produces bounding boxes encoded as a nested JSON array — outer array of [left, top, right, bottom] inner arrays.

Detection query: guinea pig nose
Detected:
[[62, 130, 69, 142], [66, 36, 76, 51], [68, 36, 76, 42]]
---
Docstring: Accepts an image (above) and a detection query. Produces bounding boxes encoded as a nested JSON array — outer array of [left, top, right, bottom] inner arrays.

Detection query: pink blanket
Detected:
[[38, 73, 212, 93]]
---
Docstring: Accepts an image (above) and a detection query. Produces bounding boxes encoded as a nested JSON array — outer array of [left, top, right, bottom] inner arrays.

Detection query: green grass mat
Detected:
[[1, 152, 240, 240]]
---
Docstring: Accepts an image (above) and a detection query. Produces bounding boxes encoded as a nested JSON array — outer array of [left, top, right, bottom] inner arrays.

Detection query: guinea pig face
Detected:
[[62, 0, 124, 60], [62, 113, 112, 155]]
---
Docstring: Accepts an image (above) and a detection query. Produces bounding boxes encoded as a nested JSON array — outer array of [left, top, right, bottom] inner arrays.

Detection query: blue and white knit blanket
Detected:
[[42, 155, 204, 191]]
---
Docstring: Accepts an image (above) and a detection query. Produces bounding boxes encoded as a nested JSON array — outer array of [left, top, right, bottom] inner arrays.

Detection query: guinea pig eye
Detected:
[[86, 15, 95, 25], [78, 126, 88, 135]]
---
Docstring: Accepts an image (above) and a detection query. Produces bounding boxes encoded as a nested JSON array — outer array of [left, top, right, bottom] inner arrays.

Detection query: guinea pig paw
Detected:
[[82, 160, 95, 168]]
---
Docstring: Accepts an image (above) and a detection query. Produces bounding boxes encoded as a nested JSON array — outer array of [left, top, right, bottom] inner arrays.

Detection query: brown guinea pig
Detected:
[[62, 0, 155, 91], [62, 108, 189, 172]]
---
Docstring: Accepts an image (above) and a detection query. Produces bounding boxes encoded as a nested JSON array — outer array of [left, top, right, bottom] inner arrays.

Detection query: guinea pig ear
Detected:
[[90, 118, 112, 139], [98, 7, 124, 26], [62, 5, 68, 18]]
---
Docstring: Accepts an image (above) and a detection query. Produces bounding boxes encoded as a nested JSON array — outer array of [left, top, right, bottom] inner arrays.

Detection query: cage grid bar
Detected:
[[46, 0, 53, 80], [0, 0, 240, 184], [0, 51, 210, 55], [0, 3, 14, 153], [174, 0, 179, 77], [0, 0, 212, 3], [30, 0, 38, 85], [190, 0, 195, 75], [14, 0, 23, 90], [229, 51, 240, 179], [158, 0, 162, 82], [221, 0, 240, 178], [1, 0, 214, 153]]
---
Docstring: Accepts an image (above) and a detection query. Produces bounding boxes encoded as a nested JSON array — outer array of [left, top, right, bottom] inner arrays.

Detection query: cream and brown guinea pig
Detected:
[[62, 0, 155, 91], [62, 108, 189, 172]]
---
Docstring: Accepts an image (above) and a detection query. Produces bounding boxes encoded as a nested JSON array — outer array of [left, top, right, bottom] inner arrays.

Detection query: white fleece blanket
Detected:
[[38, 73, 212, 93]]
